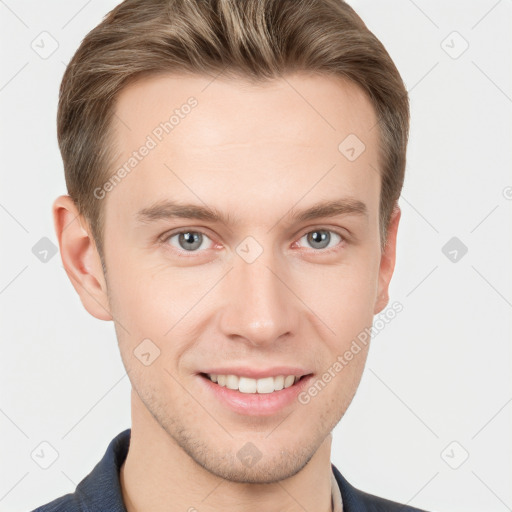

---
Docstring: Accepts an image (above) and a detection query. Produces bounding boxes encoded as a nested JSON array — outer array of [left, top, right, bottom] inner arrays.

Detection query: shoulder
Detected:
[[28, 493, 81, 512], [28, 429, 131, 512], [332, 464, 433, 512]]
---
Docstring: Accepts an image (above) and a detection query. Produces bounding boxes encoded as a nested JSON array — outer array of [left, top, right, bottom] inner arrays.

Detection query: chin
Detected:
[[195, 448, 314, 484]]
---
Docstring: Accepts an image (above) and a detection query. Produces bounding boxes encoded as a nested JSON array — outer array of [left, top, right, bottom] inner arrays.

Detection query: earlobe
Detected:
[[374, 204, 401, 315], [53, 195, 112, 321]]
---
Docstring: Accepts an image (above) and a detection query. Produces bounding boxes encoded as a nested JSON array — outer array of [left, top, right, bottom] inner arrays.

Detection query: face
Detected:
[[69, 72, 399, 483]]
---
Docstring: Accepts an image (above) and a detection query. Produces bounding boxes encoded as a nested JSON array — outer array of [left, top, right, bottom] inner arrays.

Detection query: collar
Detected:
[[331, 466, 344, 511]]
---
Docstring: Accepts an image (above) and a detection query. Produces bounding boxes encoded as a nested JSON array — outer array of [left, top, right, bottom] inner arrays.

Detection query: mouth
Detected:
[[199, 372, 311, 394], [197, 366, 315, 415]]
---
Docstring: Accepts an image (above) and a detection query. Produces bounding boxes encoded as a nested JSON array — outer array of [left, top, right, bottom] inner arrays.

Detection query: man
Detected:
[[32, 0, 429, 510]]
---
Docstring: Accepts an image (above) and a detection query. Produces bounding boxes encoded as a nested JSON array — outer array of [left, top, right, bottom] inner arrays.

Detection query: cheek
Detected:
[[293, 255, 380, 339], [107, 257, 219, 351], [108, 254, 176, 320]]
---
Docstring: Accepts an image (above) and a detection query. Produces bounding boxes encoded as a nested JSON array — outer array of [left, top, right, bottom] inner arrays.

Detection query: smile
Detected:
[[203, 373, 306, 394]]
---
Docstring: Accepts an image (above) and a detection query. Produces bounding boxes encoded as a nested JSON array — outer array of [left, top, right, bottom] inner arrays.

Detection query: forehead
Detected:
[[114, 71, 377, 146], [107, 72, 381, 224]]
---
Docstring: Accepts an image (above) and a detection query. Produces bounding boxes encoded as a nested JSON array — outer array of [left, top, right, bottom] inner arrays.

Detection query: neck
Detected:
[[120, 389, 334, 512]]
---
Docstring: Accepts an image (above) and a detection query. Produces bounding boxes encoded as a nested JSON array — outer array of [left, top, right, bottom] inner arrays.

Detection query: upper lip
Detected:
[[200, 366, 312, 379]]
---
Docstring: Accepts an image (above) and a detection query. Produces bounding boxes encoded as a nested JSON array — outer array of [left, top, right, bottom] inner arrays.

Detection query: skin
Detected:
[[53, 72, 400, 512]]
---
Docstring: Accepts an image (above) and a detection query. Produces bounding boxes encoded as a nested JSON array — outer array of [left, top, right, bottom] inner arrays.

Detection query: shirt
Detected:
[[30, 428, 430, 512]]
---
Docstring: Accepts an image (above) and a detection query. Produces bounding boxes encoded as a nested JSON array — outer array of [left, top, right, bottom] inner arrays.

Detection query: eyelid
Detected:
[[296, 224, 348, 240]]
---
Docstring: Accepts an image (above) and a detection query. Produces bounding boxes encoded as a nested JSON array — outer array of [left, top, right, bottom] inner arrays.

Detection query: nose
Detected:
[[218, 248, 300, 348]]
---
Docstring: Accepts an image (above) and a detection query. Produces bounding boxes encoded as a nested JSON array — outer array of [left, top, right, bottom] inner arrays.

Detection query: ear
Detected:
[[374, 204, 401, 314], [53, 195, 112, 321]]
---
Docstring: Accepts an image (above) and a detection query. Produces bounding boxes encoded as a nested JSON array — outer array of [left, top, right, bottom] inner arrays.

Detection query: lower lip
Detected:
[[198, 374, 314, 416]]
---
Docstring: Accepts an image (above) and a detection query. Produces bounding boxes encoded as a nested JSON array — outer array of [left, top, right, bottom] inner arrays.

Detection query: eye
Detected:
[[161, 228, 345, 255], [297, 229, 343, 251], [165, 230, 214, 252]]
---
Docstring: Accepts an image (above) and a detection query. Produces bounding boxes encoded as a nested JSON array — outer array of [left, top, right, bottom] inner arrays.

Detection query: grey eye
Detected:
[[300, 230, 341, 250], [168, 231, 212, 252]]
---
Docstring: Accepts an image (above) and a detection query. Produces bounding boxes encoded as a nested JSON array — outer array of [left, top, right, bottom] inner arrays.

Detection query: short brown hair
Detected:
[[58, 0, 409, 258]]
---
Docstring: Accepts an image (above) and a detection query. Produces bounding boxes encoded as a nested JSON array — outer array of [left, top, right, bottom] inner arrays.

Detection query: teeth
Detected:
[[226, 374, 238, 390], [274, 375, 284, 390], [256, 377, 274, 394], [239, 376, 257, 393], [284, 375, 295, 388], [207, 373, 301, 393]]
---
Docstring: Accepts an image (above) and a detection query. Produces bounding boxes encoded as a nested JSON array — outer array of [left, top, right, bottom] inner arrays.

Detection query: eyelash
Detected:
[[159, 227, 347, 256]]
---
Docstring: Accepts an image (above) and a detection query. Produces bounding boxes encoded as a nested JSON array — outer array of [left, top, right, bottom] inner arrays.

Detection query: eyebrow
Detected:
[[135, 197, 368, 226]]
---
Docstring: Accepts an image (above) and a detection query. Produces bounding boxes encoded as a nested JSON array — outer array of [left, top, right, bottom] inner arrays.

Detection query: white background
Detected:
[[1, 1, 511, 511]]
